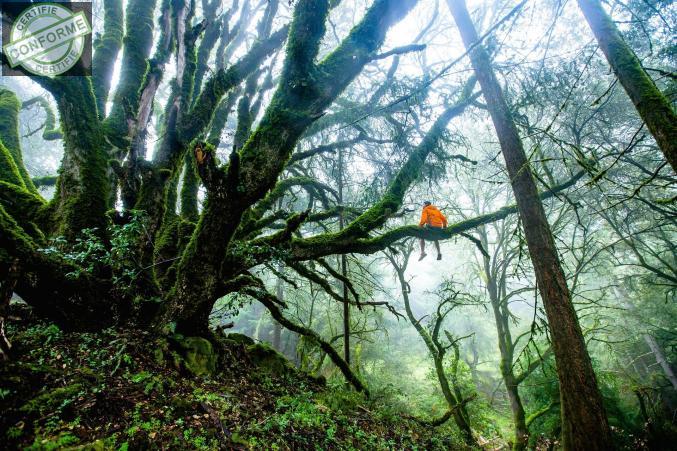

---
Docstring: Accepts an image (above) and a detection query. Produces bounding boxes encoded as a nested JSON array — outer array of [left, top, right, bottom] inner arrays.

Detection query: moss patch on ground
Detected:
[[0, 305, 465, 450]]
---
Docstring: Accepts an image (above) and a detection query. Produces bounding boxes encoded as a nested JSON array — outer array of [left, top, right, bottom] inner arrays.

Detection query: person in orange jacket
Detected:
[[418, 201, 447, 261]]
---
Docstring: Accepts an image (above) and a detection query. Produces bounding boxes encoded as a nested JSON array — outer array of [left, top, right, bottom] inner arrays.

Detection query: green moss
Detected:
[[103, 0, 158, 149], [315, 0, 417, 102], [180, 152, 199, 221], [19, 383, 83, 416], [223, 333, 255, 346], [280, 0, 329, 91], [246, 342, 294, 375], [234, 95, 254, 151], [179, 26, 289, 144], [168, 0, 419, 336], [0, 141, 25, 187], [179, 2, 200, 112], [0, 89, 37, 193], [92, 0, 124, 115], [45, 78, 110, 240], [21, 96, 62, 140], [339, 98, 468, 239], [0, 202, 39, 270], [32, 175, 58, 188], [171, 335, 217, 376], [153, 217, 195, 292], [191, 0, 222, 107], [206, 90, 240, 146], [0, 180, 47, 240]]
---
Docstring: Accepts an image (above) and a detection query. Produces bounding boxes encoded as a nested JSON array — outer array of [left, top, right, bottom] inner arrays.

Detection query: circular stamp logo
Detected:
[[2, 3, 92, 76]]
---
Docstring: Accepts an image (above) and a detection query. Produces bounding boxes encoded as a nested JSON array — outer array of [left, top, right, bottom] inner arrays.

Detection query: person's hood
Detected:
[[424, 205, 439, 212]]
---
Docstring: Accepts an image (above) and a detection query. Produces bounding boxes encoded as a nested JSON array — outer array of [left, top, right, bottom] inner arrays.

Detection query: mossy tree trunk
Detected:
[[103, 0, 159, 151], [35, 78, 110, 240], [577, 0, 676, 172], [445, 0, 613, 449], [167, 0, 420, 335]]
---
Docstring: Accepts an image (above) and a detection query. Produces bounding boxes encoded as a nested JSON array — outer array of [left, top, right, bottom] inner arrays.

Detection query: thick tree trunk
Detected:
[[577, 0, 676, 172], [0, 203, 116, 330], [38, 79, 110, 240], [445, 1, 613, 449], [180, 152, 200, 222]]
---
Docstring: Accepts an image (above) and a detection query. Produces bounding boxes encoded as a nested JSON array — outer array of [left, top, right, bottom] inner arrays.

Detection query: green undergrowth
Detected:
[[1, 306, 464, 450]]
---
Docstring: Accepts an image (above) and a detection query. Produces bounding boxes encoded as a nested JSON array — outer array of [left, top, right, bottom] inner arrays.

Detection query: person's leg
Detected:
[[434, 240, 442, 259], [419, 238, 427, 260]]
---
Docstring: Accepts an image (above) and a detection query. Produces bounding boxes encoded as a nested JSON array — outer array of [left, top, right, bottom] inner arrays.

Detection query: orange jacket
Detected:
[[419, 205, 447, 228]]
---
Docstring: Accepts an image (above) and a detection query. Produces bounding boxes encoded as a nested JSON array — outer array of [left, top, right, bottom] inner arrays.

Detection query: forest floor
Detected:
[[1, 304, 468, 450]]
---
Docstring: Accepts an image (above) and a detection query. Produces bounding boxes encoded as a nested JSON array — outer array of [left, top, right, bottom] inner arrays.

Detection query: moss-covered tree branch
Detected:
[[21, 96, 63, 140], [178, 25, 290, 146], [92, 0, 124, 116], [0, 204, 115, 330], [577, 0, 677, 172], [168, 0, 420, 334], [0, 89, 37, 193], [291, 171, 584, 260], [103, 0, 159, 149], [338, 85, 477, 239]]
